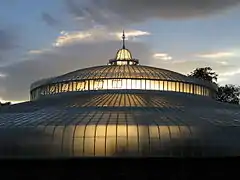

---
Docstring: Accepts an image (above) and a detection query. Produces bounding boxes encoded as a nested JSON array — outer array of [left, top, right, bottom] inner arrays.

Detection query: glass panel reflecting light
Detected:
[[32, 78, 213, 100]]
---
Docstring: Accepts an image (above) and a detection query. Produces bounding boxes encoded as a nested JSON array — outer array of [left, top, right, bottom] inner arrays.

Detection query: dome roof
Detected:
[[1, 31, 240, 158], [0, 91, 240, 157], [115, 48, 132, 60], [30, 65, 217, 91]]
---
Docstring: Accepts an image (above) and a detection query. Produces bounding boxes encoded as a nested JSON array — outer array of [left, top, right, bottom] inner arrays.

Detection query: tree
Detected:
[[188, 67, 218, 83], [216, 85, 240, 105], [0, 101, 11, 106], [188, 67, 240, 105]]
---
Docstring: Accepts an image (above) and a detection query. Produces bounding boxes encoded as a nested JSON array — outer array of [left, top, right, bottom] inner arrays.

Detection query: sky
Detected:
[[1, 0, 240, 103]]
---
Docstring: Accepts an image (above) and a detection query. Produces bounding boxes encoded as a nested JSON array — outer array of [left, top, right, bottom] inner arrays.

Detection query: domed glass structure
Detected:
[[0, 31, 240, 158]]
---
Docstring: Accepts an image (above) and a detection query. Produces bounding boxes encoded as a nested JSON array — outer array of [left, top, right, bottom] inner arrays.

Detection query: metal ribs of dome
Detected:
[[30, 31, 217, 99], [1, 92, 240, 157], [115, 48, 132, 60], [30, 65, 217, 91]]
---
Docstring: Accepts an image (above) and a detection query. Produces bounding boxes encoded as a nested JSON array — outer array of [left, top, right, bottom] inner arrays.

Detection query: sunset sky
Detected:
[[1, 0, 240, 103]]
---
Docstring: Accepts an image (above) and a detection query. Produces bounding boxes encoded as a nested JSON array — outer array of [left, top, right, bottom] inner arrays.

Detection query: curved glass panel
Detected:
[[116, 49, 132, 60], [31, 78, 213, 100]]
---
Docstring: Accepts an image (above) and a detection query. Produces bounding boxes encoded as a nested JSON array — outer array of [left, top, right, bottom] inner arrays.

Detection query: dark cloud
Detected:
[[0, 40, 152, 101], [65, 0, 240, 25], [0, 28, 20, 64], [41, 12, 59, 26], [0, 29, 17, 51]]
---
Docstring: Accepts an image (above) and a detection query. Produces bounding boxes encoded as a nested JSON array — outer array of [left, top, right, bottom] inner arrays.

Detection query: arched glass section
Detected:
[[30, 78, 214, 100], [116, 49, 132, 60]]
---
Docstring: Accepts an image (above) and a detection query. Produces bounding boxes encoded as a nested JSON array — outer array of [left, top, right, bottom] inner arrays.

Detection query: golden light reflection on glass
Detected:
[[107, 125, 116, 137], [128, 125, 138, 137], [33, 78, 214, 100], [159, 126, 170, 143], [117, 125, 127, 137], [64, 125, 198, 156], [164, 81, 168, 91], [138, 125, 149, 145], [159, 81, 164, 90], [176, 82, 179, 92], [75, 126, 85, 138], [84, 137, 94, 156], [95, 137, 105, 156], [69, 82, 73, 91], [74, 138, 84, 156], [53, 126, 64, 152], [116, 49, 132, 60], [89, 80, 94, 90], [141, 79, 146, 89], [85, 125, 95, 137], [149, 126, 159, 139], [128, 137, 138, 152], [63, 126, 75, 154], [62, 83, 69, 92], [96, 125, 106, 137], [126, 79, 131, 89], [184, 83, 189, 93], [169, 126, 180, 139], [146, 80, 151, 90]]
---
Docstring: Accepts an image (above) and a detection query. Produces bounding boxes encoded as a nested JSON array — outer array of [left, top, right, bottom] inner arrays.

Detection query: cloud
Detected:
[[64, 0, 240, 25], [53, 28, 150, 47], [53, 31, 92, 47], [153, 53, 173, 61], [150, 57, 239, 78], [113, 30, 150, 40], [220, 69, 240, 77], [0, 28, 152, 102], [217, 77, 229, 83], [41, 12, 59, 26], [28, 50, 48, 54], [196, 52, 237, 59]]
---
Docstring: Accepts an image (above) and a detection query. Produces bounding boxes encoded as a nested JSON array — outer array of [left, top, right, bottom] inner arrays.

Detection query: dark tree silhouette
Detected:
[[188, 67, 239, 105], [188, 67, 218, 83], [0, 102, 11, 106], [216, 85, 240, 105]]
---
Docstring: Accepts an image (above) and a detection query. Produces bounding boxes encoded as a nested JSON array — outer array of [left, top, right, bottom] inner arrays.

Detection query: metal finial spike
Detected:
[[122, 30, 125, 49]]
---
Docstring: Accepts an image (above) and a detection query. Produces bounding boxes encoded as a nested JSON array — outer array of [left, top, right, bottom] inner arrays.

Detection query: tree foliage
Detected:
[[188, 67, 239, 105], [0, 102, 11, 106], [216, 85, 240, 105], [188, 67, 218, 83]]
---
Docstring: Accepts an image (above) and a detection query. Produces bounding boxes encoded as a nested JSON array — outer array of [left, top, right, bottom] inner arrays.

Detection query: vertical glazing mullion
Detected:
[[90, 94, 109, 107], [137, 95, 148, 107], [105, 113, 112, 156], [99, 94, 113, 107], [104, 94, 113, 107], [93, 111, 104, 156], [128, 94, 135, 106], [110, 93, 119, 107], [125, 93, 130, 106], [82, 110, 99, 156], [116, 112, 119, 153], [118, 93, 123, 107], [115, 94, 121, 107], [100, 94, 113, 106], [126, 112, 129, 153], [134, 95, 144, 107], [126, 65, 131, 79], [126, 93, 132, 107], [72, 111, 91, 156]]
